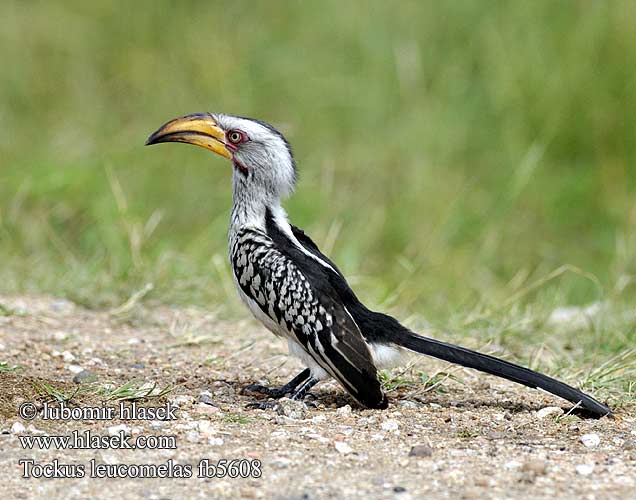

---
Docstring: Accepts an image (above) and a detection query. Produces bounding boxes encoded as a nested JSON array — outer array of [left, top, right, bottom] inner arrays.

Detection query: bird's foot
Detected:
[[241, 383, 290, 399], [245, 401, 279, 410]]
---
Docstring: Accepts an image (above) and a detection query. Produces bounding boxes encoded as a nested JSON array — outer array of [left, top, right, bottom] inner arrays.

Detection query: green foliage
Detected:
[[1, 1, 635, 331], [0, 361, 21, 373]]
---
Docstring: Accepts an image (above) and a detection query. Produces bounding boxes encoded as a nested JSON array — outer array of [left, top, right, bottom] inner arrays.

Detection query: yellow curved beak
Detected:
[[145, 113, 231, 159]]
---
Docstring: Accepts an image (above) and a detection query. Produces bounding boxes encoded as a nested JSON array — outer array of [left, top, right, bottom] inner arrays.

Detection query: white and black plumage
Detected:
[[146, 112, 611, 417]]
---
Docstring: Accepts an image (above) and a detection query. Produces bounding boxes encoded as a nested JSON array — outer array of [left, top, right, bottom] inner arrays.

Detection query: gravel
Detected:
[[0, 293, 634, 499]]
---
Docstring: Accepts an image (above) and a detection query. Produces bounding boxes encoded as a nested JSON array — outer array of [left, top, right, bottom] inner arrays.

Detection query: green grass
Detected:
[[0, 2, 635, 400], [0, 361, 21, 373]]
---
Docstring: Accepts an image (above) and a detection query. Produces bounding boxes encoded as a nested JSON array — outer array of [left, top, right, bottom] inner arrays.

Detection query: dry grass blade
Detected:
[[108, 283, 154, 317], [101, 380, 175, 402]]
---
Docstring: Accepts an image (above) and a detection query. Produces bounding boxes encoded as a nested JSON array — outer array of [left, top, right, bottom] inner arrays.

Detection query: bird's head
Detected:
[[146, 113, 297, 202]]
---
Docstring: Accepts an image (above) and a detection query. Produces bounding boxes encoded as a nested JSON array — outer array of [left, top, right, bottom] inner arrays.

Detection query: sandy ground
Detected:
[[0, 294, 634, 500]]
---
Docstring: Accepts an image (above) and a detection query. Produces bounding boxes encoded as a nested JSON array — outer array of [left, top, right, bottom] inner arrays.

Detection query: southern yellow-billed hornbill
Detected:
[[146, 113, 611, 418]]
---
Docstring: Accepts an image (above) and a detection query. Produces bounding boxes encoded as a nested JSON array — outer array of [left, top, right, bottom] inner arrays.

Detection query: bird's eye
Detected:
[[227, 130, 245, 145]]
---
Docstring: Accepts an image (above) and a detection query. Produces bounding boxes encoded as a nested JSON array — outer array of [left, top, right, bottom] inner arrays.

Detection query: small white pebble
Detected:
[[61, 351, 76, 362], [107, 424, 131, 436], [208, 437, 224, 446], [127, 338, 140, 345], [398, 400, 417, 409], [197, 420, 216, 437], [504, 460, 522, 470], [195, 403, 219, 414], [67, 364, 83, 374], [307, 433, 330, 444], [11, 422, 26, 434], [536, 406, 564, 419], [580, 433, 600, 448], [381, 419, 399, 432], [185, 430, 200, 443], [334, 441, 353, 454], [311, 415, 326, 423], [576, 463, 595, 476], [170, 395, 194, 407], [271, 457, 292, 469], [336, 405, 352, 416]]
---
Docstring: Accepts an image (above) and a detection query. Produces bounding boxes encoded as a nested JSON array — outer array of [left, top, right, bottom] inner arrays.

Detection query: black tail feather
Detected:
[[395, 332, 611, 418]]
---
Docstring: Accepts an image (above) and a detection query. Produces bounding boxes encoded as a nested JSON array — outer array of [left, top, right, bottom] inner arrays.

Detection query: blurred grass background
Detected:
[[1, 1, 635, 384]]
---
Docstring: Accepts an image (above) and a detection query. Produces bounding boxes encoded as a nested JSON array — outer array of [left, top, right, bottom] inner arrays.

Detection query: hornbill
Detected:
[[146, 112, 611, 418]]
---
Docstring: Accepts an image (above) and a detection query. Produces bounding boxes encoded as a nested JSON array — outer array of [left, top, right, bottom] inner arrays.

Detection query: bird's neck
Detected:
[[229, 172, 286, 240]]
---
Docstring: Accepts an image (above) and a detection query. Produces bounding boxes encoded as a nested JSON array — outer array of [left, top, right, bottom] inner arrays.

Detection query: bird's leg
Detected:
[[242, 368, 310, 399], [247, 376, 318, 410], [289, 377, 318, 401]]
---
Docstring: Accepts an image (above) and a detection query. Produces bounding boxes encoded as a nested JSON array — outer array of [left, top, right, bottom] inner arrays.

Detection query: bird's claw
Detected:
[[245, 401, 279, 411], [242, 383, 288, 399]]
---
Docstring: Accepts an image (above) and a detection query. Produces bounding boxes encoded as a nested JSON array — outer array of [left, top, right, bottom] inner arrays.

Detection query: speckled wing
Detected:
[[230, 227, 387, 408]]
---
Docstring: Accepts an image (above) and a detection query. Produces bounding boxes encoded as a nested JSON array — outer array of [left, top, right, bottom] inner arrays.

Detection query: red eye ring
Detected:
[[227, 129, 247, 145]]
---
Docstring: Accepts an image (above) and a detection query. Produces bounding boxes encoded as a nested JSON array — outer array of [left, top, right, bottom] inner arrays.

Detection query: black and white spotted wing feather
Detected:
[[230, 222, 387, 409]]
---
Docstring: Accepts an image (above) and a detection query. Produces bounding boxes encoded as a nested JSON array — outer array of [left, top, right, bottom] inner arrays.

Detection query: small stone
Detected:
[[195, 403, 219, 414], [208, 437, 224, 446], [381, 419, 399, 432], [398, 400, 417, 409], [198, 393, 215, 406], [197, 420, 216, 437], [170, 395, 194, 407], [622, 439, 636, 450], [185, 430, 199, 443], [486, 431, 506, 440], [504, 460, 522, 470], [536, 407, 564, 419], [11, 422, 26, 434], [580, 433, 600, 448], [336, 405, 352, 416], [575, 463, 595, 476], [334, 441, 353, 454], [393, 486, 407, 493], [108, 424, 131, 436], [72, 370, 96, 384], [276, 398, 308, 420], [67, 364, 83, 374], [130, 363, 145, 369], [522, 460, 547, 475], [409, 445, 433, 457], [61, 351, 76, 362], [271, 457, 292, 469]]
